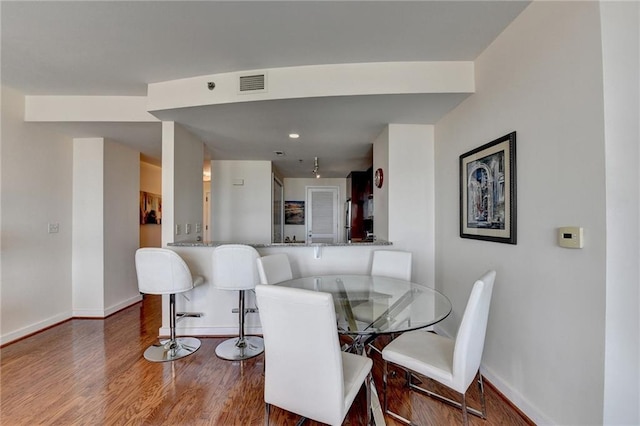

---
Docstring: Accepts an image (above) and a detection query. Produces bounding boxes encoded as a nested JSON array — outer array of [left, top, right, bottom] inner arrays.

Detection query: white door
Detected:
[[306, 186, 339, 243]]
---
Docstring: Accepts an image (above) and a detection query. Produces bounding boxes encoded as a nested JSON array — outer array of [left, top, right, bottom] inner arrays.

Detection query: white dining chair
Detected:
[[134, 248, 204, 362], [381, 270, 496, 425], [211, 244, 263, 361], [371, 250, 412, 281], [255, 284, 373, 426], [256, 253, 293, 285], [353, 250, 413, 349]]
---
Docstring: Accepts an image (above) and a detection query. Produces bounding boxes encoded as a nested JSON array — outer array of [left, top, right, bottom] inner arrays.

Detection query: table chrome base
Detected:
[[143, 337, 201, 362], [215, 336, 264, 361]]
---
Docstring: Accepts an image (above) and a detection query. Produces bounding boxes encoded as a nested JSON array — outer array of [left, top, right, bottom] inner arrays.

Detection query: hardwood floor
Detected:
[[1, 295, 533, 425]]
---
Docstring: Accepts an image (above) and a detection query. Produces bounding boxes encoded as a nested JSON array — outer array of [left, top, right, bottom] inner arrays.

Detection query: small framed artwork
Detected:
[[284, 201, 305, 225], [140, 191, 162, 225], [460, 131, 516, 244]]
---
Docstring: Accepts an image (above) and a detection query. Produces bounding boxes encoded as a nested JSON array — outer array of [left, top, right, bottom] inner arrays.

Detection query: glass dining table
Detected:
[[277, 274, 452, 352], [275, 274, 453, 425]]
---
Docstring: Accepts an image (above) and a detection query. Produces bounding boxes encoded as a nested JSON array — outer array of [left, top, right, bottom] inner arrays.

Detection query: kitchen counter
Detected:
[[164, 239, 394, 338], [168, 240, 392, 248]]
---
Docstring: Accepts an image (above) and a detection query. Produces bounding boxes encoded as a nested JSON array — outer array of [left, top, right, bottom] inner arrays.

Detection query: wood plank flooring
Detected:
[[1, 295, 533, 425]]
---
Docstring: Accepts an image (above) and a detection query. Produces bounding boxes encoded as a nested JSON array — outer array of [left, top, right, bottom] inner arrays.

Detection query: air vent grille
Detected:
[[239, 74, 266, 92]]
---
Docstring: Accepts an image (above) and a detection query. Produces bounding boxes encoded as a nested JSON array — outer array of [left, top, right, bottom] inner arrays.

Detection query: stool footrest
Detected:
[[231, 308, 258, 314], [176, 312, 203, 323]]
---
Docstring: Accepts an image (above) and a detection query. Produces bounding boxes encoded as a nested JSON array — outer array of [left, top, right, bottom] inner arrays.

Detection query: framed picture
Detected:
[[284, 201, 305, 225], [140, 191, 162, 225], [460, 131, 516, 244]]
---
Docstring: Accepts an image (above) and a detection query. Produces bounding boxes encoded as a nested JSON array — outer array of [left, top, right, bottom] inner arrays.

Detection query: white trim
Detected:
[[481, 364, 552, 426], [104, 295, 143, 317], [72, 295, 142, 318], [0, 311, 72, 346]]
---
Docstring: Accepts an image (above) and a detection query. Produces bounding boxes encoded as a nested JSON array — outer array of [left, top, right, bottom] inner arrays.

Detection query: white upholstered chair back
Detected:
[[256, 284, 347, 426], [451, 270, 496, 392], [371, 250, 413, 281], [211, 244, 261, 290], [135, 248, 202, 294], [256, 254, 293, 285]]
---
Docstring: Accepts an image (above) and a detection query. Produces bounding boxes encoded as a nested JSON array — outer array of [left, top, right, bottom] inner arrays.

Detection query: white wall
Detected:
[[72, 138, 141, 317], [600, 2, 640, 424], [103, 140, 140, 312], [388, 125, 435, 288], [211, 160, 272, 243], [72, 139, 105, 315], [1, 86, 73, 344], [372, 125, 435, 287], [140, 161, 162, 248], [283, 177, 347, 242], [435, 3, 607, 424], [161, 122, 204, 245], [372, 127, 389, 240]]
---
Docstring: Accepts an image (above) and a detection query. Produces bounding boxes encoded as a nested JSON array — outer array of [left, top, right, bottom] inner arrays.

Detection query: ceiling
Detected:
[[1, 1, 529, 178]]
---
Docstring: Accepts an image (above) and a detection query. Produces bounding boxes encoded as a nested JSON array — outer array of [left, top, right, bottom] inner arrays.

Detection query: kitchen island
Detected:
[[162, 240, 393, 338]]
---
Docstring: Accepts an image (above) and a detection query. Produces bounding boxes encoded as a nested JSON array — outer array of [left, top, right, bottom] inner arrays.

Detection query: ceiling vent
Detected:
[[239, 73, 267, 94]]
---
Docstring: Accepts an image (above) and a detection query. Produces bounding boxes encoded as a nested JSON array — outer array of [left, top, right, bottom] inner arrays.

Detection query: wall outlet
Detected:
[[175, 224, 182, 235], [48, 223, 59, 234]]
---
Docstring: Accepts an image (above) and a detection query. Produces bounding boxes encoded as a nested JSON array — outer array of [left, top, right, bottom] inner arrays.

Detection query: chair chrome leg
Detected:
[[383, 361, 412, 425], [383, 360, 388, 413], [143, 293, 201, 362], [215, 290, 264, 361], [366, 372, 372, 425], [264, 403, 270, 426], [461, 393, 469, 426], [478, 373, 487, 419]]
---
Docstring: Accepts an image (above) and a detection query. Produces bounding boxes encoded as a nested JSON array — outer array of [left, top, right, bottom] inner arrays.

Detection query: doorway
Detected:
[[306, 186, 339, 243]]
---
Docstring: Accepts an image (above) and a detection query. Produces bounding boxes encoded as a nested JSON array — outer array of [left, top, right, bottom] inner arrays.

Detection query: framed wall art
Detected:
[[140, 191, 162, 225], [284, 201, 305, 225], [460, 131, 517, 244]]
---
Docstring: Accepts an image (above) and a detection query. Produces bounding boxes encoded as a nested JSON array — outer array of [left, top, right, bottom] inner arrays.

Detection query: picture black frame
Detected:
[[460, 131, 517, 244]]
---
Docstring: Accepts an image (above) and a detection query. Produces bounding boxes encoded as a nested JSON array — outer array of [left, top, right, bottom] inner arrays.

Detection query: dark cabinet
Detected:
[[346, 168, 373, 241]]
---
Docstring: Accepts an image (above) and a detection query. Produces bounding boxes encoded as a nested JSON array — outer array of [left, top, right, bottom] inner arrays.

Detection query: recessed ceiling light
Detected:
[[289, 133, 300, 139]]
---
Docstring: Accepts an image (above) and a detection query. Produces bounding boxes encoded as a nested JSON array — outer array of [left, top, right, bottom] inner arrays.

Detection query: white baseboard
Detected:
[[1, 311, 72, 346], [104, 295, 143, 317], [481, 364, 552, 425], [72, 295, 142, 318]]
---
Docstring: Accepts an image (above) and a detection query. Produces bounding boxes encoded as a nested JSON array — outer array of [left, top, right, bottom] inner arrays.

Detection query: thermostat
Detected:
[[558, 226, 583, 249]]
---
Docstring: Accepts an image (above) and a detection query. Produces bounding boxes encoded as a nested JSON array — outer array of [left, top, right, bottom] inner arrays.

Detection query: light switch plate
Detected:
[[558, 226, 583, 248]]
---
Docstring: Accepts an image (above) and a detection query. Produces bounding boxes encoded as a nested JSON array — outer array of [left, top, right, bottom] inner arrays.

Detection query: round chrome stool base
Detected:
[[143, 337, 201, 362], [215, 336, 264, 361]]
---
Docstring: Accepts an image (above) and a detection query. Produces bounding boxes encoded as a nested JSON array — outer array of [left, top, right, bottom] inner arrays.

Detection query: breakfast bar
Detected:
[[163, 240, 393, 338]]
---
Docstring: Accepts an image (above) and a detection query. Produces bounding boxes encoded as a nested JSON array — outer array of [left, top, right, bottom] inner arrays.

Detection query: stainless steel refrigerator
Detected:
[[344, 199, 352, 243]]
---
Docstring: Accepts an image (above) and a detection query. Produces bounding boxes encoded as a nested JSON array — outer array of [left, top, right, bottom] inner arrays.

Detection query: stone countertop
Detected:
[[168, 240, 392, 248]]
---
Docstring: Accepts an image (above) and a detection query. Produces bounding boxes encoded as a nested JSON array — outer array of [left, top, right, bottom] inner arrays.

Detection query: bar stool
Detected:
[[135, 248, 204, 362], [212, 244, 264, 361]]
